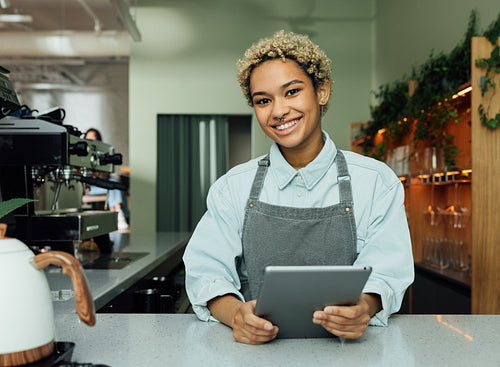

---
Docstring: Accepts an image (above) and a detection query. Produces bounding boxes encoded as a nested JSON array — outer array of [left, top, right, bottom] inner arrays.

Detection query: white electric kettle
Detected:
[[0, 236, 95, 367]]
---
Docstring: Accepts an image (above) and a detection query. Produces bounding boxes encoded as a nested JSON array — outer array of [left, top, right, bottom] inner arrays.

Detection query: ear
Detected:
[[316, 81, 331, 105]]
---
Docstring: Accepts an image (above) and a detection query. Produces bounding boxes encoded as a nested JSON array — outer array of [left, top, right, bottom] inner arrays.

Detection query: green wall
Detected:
[[375, 0, 500, 87], [129, 0, 374, 232]]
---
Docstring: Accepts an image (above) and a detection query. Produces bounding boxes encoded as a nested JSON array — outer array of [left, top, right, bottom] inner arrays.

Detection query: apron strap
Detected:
[[335, 151, 354, 205], [248, 155, 270, 202]]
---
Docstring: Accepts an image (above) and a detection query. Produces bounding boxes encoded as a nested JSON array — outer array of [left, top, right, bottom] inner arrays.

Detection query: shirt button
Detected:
[[297, 192, 302, 197]]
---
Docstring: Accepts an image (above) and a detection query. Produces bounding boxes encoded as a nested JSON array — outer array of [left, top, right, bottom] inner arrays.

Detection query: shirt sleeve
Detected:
[[182, 178, 246, 322], [354, 176, 414, 326]]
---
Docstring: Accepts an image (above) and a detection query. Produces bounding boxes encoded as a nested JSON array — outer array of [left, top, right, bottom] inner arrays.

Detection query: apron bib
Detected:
[[241, 150, 357, 300]]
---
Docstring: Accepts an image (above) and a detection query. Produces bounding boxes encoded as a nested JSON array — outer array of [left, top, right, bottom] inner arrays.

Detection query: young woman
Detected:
[[183, 31, 414, 344]]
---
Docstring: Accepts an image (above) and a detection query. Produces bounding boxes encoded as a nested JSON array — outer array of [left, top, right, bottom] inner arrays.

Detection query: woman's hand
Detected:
[[312, 293, 381, 339], [208, 295, 279, 344], [232, 299, 279, 344]]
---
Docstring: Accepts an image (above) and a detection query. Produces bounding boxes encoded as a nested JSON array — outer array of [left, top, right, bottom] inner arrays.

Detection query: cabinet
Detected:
[[352, 37, 500, 314], [412, 263, 470, 314], [97, 244, 190, 314]]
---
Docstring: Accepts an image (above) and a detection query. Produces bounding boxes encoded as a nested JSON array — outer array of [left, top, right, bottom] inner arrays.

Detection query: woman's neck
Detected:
[[279, 134, 325, 170]]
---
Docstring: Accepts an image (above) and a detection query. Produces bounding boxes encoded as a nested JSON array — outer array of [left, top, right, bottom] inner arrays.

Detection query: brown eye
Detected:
[[255, 98, 271, 105]]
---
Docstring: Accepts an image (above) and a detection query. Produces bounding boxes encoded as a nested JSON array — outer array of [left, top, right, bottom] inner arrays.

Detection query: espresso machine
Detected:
[[0, 66, 124, 253]]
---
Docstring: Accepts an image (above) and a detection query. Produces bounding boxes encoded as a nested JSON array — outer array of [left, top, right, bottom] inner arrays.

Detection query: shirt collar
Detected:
[[269, 130, 338, 190]]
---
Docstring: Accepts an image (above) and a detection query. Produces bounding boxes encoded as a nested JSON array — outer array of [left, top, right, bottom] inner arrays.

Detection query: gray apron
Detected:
[[241, 150, 357, 300]]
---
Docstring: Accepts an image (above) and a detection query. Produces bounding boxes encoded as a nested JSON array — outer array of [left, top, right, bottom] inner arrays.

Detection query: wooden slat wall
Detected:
[[471, 37, 500, 314]]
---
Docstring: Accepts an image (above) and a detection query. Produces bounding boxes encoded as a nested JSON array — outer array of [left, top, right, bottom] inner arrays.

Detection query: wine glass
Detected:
[[424, 185, 441, 226], [442, 183, 470, 229]]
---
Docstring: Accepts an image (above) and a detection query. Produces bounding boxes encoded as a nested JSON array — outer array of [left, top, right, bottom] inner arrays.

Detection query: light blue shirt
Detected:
[[183, 131, 414, 326]]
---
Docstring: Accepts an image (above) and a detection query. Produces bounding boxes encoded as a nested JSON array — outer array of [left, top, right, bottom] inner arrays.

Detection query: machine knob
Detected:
[[99, 153, 122, 166], [89, 154, 98, 168], [69, 142, 89, 157]]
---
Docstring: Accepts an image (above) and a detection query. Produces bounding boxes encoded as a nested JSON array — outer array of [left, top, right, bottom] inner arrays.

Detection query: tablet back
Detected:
[[254, 265, 372, 339]]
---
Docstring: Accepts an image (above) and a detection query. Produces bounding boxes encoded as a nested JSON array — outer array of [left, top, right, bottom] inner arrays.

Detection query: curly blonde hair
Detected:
[[236, 30, 333, 114]]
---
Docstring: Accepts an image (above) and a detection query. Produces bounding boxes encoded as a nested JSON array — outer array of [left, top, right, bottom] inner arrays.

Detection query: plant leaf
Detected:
[[0, 198, 36, 220]]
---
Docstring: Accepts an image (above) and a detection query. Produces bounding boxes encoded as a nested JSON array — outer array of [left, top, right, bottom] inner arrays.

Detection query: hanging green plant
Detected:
[[475, 12, 500, 128], [412, 98, 461, 168], [362, 79, 411, 158], [359, 10, 478, 168]]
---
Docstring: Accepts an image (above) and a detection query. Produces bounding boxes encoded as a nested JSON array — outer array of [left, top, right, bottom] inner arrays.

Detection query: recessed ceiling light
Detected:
[[0, 0, 10, 9], [0, 14, 33, 23]]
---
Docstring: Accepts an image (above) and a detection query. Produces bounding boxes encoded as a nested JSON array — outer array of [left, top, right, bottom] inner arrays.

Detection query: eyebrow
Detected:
[[282, 79, 304, 89], [251, 79, 305, 99]]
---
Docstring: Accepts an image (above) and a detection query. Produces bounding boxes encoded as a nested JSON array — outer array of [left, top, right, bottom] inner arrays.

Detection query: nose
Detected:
[[272, 98, 290, 121]]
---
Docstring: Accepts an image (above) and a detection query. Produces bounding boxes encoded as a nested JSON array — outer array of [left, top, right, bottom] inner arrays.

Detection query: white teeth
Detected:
[[275, 119, 298, 130]]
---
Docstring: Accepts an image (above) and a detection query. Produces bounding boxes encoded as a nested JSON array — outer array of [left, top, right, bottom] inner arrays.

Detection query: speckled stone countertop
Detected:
[[46, 231, 190, 314], [55, 313, 500, 367], [46, 233, 500, 366]]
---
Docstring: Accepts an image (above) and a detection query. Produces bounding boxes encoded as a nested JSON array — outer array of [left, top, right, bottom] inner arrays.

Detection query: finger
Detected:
[[324, 304, 365, 319], [234, 332, 277, 345], [312, 310, 369, 339], [246, 316, 275, 332], [239, 319, 277, 337], [242, 309, 274, 329], [232, 300, 279, 343], [322, 324, 368, 339], [315, 313, 369, 328], [322, 313, 368, 337], [312, 315, 366, 336], [313, 310, 369, 326], [233, 324, 279, 344], [241, 301, 275, 331]]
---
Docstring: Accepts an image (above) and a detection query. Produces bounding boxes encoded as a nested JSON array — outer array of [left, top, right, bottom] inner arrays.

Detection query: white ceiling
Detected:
[[0, 0, 133, 87], [0, 0, 135, 60], [0, 0, 132, 33], [0, 0, 344, 86]]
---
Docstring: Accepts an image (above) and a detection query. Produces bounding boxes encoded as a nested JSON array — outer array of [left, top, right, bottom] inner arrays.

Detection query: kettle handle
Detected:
[[34, 251, 96, 326]]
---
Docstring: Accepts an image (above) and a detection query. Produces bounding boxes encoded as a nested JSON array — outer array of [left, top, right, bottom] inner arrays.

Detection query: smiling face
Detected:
[[249, 58, 330, 167]]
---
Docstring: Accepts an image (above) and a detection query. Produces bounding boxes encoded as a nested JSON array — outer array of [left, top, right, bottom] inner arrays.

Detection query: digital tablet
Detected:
[[254, 265, 372, 339]]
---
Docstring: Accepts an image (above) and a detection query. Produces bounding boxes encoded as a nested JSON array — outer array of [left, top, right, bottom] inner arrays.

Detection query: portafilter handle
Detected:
[[99, 153, 122, 166], [78, 176, 127, 191]]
